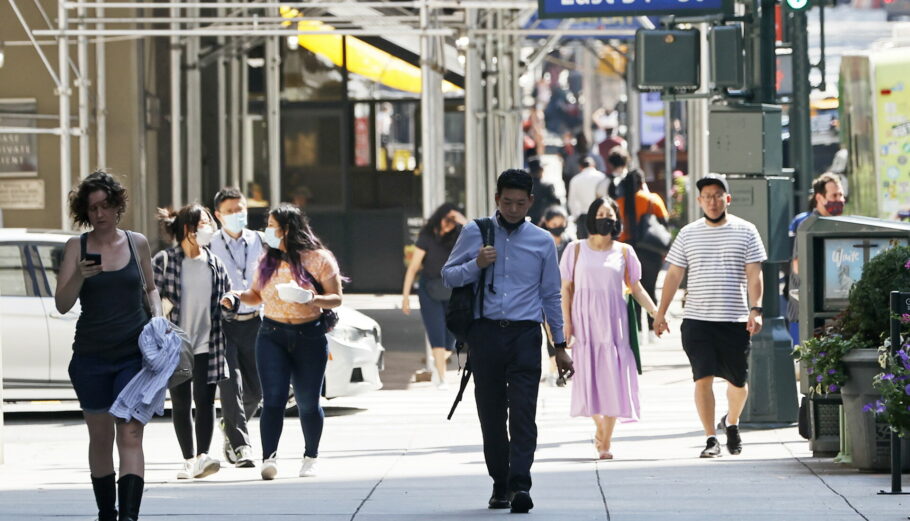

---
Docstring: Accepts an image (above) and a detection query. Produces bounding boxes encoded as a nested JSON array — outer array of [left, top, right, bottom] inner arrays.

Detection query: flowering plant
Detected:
[[867, 313, 910, 436], [793, 330, 860, 395]]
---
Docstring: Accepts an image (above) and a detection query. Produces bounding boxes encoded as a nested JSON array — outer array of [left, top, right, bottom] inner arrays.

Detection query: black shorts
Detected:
[[680, 319, 751, 388]]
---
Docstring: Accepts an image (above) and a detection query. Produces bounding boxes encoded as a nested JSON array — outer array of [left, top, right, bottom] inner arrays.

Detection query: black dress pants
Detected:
[[468, 319, 542, 493]]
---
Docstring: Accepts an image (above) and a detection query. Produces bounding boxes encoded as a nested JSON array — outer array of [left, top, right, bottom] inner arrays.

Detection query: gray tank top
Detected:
[[73, 232, 148, 360]]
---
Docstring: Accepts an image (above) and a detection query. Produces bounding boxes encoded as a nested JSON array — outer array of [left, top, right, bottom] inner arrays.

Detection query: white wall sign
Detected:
[[0, 179, 45, 209], [0, 99, 39, 178]]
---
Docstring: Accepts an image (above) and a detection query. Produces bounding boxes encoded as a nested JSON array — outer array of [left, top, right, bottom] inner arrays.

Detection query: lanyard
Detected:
[[223, 230, 249, 285]]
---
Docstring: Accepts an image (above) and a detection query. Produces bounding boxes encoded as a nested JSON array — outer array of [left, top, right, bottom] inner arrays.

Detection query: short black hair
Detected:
[[496, 169, 533, 197], [585, 197, 622, 239], [607, 147, 630, 169], [69, 171, 128, 228], [579, 156, 596, 169], [213, 186, 245, 212]]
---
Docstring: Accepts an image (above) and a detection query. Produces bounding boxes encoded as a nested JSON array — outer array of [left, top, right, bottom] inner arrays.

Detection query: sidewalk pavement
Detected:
[[2, 297, 910, 520]]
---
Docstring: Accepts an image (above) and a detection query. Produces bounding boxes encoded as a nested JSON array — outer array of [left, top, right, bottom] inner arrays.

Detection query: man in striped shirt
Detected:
[[653, 173, 767, 458]]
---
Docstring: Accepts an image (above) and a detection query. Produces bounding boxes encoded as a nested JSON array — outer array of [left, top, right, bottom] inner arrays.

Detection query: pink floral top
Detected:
[[257, 249, 339, 322]]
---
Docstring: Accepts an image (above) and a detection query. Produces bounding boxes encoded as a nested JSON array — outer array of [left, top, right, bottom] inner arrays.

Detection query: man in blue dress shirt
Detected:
[[443, 169, 574, 514], [209, 187, 265, 469]]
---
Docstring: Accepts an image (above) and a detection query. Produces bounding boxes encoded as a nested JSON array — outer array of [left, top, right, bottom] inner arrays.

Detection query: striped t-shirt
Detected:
[[666, 215, 767, 322]]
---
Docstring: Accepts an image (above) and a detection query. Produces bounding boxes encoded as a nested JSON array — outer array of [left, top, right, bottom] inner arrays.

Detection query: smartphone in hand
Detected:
[[84, 253, 102, 266]]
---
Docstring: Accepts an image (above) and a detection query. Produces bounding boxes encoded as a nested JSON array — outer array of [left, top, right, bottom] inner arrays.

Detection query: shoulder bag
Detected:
[[125, 231, 194, 387], [635, 199, 672, 257], [621, 245, 643, 375], [303, 265, 339, 333]]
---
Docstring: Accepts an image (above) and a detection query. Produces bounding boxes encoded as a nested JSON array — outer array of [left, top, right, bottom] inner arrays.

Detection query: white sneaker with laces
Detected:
[[261, 452, 278, 480], [192, 453, 221, 479], [299, 456, 318, 477], [235, 445, 255, 468], [177, 458, 194, 480]]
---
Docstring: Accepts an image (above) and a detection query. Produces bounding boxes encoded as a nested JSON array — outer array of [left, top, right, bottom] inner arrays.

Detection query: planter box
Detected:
[[842, 348, 910, 472], [808, 394, 841, 457]]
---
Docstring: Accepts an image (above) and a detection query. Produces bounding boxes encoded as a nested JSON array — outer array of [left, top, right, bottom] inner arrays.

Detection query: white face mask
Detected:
[[195, 225, 215, 247], [264, 227, 282, 249], [221, 211, 248, 234]]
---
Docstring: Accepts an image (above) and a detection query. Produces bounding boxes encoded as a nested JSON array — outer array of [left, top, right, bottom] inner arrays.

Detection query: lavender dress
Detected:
[[560, 240, 642, 420]]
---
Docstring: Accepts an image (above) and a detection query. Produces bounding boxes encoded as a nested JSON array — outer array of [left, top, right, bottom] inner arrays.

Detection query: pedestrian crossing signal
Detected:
[[784, 0, 810, 11]]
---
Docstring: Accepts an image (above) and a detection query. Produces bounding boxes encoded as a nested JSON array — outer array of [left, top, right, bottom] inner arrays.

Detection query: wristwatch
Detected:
[[750, 306, 763, 315]]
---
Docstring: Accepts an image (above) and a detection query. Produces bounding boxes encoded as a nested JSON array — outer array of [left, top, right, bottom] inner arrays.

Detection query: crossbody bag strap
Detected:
[[126, 231, 153, 312]]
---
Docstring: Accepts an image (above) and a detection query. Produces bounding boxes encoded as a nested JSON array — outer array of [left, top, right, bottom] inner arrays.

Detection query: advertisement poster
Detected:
[[874, 53, 910, 220], [823, 238, 890, 306], [0, 99, 38, 177], [639, 92, 664, 147]]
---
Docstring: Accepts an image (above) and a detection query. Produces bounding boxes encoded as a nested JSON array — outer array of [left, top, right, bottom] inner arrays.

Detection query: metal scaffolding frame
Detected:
[[1, 0, 594, 229]]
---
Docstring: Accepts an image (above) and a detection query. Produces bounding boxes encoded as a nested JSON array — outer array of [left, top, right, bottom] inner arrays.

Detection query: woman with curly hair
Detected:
[[54, 171, 161, 521], [223, 204, 343, 480], [154, 204, 232, 481]]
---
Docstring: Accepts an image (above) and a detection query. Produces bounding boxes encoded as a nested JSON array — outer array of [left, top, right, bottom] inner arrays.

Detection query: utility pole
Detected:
[[789, 8, 813, 211]]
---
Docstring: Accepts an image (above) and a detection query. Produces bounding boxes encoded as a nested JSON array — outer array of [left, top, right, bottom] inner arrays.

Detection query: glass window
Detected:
[[444, 105, 466, 207], [34, 244, 65, 294], [283, 108, 344, 209], [376, 102, 417, 172], [0, 245, 29, 297], [282, 46, 345, 102]]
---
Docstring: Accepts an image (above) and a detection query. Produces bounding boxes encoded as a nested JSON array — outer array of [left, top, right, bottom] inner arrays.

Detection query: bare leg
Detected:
[[591, 415, 604, 447], [84, 412, 115, 477], [694, 376, 717, 436], [432, 347, 451, 382], [725, 382, 749, 426], [599, 416, 618, 452], [116, 420, 145, 478]]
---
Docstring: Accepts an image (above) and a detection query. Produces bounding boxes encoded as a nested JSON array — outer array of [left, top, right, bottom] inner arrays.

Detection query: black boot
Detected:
[[117, 474, 144, 521], [91, 473, 118, 521]]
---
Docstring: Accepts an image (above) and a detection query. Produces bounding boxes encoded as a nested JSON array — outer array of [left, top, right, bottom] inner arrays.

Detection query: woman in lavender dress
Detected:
[[560, 196, 659, 460]]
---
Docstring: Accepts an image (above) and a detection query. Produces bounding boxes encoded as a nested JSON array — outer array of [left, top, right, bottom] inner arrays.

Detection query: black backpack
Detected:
[[446, 217, 494, 420]]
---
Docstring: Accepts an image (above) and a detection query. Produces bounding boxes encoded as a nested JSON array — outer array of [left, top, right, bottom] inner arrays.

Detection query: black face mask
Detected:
[[497, 212, 523, 232], [594, 218, 617, 236], [705, 211, 726, 224], [548, 225, 567, 236]]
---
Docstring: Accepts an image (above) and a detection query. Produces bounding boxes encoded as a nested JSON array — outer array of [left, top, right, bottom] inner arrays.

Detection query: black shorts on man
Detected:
[[680, 319, 751, 388]]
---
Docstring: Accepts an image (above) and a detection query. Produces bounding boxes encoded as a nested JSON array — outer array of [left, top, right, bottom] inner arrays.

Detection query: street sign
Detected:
[[784, 0, 810, 11], [538, 0, 734, 19]]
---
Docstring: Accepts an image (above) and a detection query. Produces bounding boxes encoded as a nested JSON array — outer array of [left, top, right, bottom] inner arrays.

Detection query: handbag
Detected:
[[635, 201, 672, 257], [126, 231, 194, 387], [621, 246, 643, 375], [424, 277, 452, 301], [303, 267, 339, 333]]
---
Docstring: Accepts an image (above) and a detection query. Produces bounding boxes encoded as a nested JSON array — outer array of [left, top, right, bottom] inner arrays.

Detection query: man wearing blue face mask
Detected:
[[209, 187, 265, 469]]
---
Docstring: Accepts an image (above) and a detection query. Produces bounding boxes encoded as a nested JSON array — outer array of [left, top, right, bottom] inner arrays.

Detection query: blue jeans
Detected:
[[256, 317, 328, 459]]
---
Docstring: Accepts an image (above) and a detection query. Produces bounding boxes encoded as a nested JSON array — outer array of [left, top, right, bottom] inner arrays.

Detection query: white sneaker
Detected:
[[436, 379, 449, 391], [299, 456, 318, 477], [261, 452, 278, 481], [192, 453, 221, 479], [235, 445, 255, 468], [177, 458, 194, 480]]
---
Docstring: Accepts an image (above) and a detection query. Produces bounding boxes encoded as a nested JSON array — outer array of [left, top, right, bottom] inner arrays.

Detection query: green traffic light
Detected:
[[785, 0, 810, 10]]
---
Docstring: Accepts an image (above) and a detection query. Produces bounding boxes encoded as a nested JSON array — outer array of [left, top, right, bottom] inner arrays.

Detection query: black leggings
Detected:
[[171, 353, 218, 460]]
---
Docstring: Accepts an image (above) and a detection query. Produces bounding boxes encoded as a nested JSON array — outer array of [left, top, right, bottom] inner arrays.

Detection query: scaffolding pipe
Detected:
[[33, 28, 455, 37], [59, 0, 72, 231], [229, 50, 241, 188], [186, 7, 202, 203], [170, 6, 183, 207], [464, 8, 483, 218], [95, 3, 106, 167], [216, 5, 228, 190], [240, 54, 251, 190], [77, 0, 90, 179], [62, 1, 536, 9], [7, 0, 62, 88], [265, 30, 281, 205], [0, 127, 65, 135], [71, 15, 463, 24]]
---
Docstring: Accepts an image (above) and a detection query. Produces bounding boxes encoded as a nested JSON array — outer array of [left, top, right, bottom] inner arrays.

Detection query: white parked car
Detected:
[[0, 229, 383, 400]]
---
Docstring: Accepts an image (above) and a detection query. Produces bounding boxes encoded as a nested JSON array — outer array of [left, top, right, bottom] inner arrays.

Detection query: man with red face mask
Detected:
[[786, 173, 846, 345]]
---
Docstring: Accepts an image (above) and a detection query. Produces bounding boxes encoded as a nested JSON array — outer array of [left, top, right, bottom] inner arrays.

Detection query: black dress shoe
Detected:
[[509, 491, 534, 513], [488, 491, 511, 509]]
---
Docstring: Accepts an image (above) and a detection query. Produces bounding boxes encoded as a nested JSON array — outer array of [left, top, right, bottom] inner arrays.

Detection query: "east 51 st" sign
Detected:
[[538, 0, 733, 19]]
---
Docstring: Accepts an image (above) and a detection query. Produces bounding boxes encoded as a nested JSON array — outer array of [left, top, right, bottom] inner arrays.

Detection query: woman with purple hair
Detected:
[[222, 204, 342, 480]]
